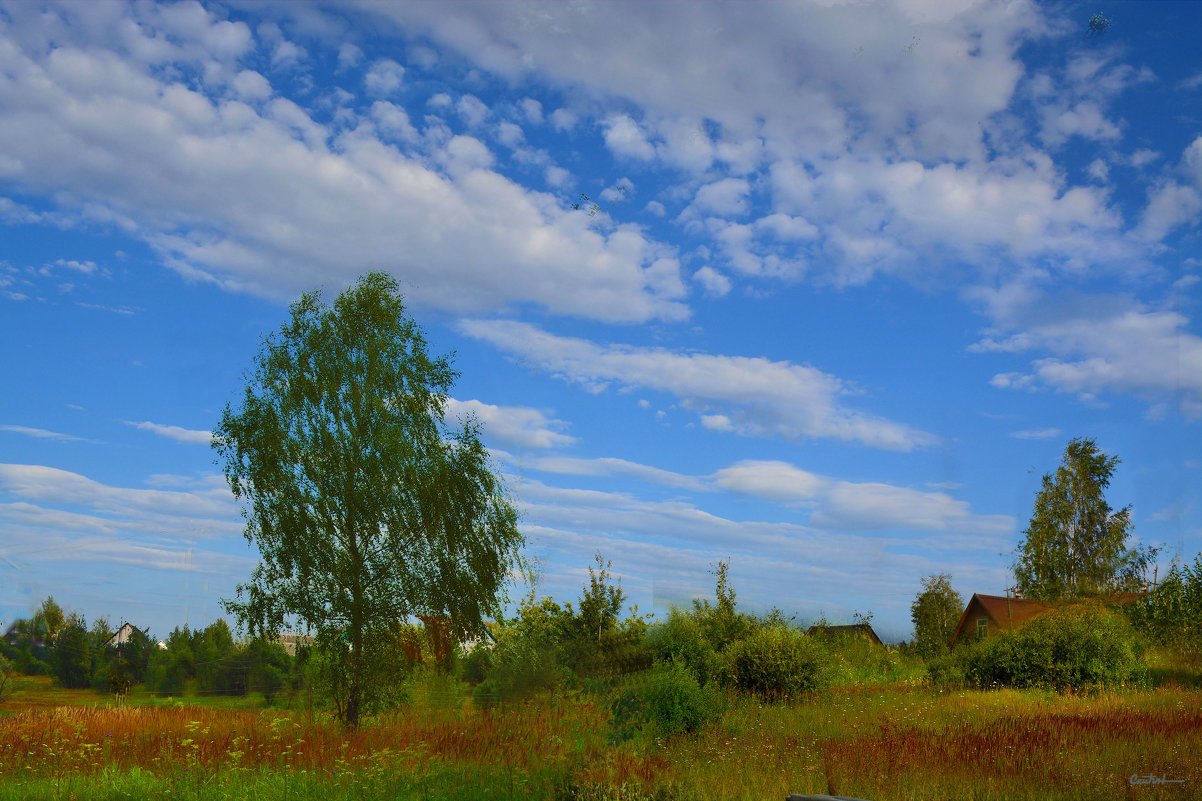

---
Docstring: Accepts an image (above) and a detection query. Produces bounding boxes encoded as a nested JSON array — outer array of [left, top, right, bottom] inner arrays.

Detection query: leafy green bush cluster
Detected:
[[465, 553, 652, 708], [644, 562, 837, 701], [929, 605, 1147, 691], [637, 660, 726, 736], [643, 608, 722, 686], [723, 624, 829, 699]]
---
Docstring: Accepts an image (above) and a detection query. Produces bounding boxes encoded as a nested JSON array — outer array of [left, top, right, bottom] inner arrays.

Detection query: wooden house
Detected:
[[948, 591, 1147, 648], [948, 594, 1055, 647]]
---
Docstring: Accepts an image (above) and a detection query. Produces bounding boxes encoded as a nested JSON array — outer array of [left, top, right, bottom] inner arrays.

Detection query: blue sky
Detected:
[[1, 0, 1199, 643]]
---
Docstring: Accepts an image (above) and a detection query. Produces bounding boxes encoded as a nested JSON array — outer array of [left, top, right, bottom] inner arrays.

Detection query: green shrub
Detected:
[[930, 605, 1147, 691], [638, 660, 725, 737], [646, 608, 722, 685], [471, 626, 569, 709], [722, 625, 829, 700], [459, 640, 492, 685]]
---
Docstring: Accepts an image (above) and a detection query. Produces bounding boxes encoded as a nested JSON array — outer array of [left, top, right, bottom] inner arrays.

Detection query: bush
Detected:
[[637, 660, 725, 737], [471, 626, 569, 709], [459, 640, 492, 685], [722, 625, 829, 700], [645, 608, 722, 686], [930, 604, 1147, 691]]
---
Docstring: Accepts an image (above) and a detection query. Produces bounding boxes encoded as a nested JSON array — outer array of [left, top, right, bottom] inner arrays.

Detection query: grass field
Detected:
[[2, 670, 1199, 801]]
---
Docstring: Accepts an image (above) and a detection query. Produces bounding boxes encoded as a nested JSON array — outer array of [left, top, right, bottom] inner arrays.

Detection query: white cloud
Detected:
[[693, 266, 732, 297], [370, 100, 418, 142], [549, 107, 576, 131], [711, 459, 1013, 533], [337, 42, 364, 68], [0, 425, 97, 443], [270, 40, 306, 69], [1138, 182, 1202, 242], [0, 11, 689, 324], [126, 421, 212, 444], [347, 0, 1176, 291], [600, 177, 633, 204], [518, 97, 542, 124], [602, 115, 654, 161], [495, 120, 524, 148], [457, 94, 491, 127], [712, 460, 825, 503], [976, 291, 1202, 419], [518, 456, 704, 491], [443, 398, 575, 450], [544, 165, 571, 188], [1009, 427, 1062, 440], [364, 58, 405, 96], [691, 178, 750, 217], [459, 320, 934, 450], [0, 463, 237, 522], [230, 70, 271, 101]]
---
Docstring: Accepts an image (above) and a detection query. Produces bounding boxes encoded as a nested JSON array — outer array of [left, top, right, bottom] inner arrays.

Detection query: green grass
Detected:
[[2, 661, 1200, 801]]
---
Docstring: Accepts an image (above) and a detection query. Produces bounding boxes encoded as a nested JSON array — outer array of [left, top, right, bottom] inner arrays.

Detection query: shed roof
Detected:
[[806, 623, 882, 645]]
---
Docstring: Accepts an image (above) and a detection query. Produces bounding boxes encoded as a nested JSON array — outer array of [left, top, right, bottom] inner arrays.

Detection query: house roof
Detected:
[[806, 623, 882, 644]]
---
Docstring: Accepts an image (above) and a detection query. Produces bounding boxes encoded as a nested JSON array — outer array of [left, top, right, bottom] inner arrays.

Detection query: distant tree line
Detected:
[[0, 597, 298, 705]]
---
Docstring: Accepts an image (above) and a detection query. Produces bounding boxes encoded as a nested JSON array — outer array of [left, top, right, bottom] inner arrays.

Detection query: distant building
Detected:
[[105, 622, 144, 648], [806, 623, 883, 645], [275, 633, 314, 656]]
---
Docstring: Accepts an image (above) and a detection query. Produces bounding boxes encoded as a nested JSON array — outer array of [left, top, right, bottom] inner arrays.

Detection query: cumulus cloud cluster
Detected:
[[0, 1, 688, 323]]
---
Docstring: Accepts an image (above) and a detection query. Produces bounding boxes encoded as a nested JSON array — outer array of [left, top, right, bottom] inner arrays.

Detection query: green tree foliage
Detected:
[[562, 553, 652, 678], [214, 272, 524, 727], [692, 560, 753, 651], [471, 554, 651, 706], [34, 597, 66, 644], [1087, 11, 1111, 37], [1014, 437, 1155, 600], [53, 617, 91, 689], [1127, 554, 1202, 659], [0, 652, 13, 700], [104, 628, 152, 700], [911, 574, 964, 660]]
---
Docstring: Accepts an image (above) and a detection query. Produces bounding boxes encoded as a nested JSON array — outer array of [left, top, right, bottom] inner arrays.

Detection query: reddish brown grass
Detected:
[[0, 695, 609, 781]]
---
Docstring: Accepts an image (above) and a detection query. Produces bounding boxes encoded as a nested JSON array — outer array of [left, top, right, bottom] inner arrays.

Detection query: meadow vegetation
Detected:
[[3, 555, 1201, 800]]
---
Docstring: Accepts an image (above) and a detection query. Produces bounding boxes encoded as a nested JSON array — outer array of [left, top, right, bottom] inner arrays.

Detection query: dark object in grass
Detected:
[[787, 794, 874, 801]]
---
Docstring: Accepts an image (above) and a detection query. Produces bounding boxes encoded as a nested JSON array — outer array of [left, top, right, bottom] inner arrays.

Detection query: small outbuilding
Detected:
[[806, 623, 883, 645]]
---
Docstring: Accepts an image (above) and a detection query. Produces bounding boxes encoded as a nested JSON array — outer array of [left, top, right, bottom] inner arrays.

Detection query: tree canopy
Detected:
[[910, 573, 963, 660], [214, 271, 523, 726], [1013, 437, 1153, 600]]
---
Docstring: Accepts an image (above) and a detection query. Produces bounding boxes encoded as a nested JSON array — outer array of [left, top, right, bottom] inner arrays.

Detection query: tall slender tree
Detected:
[[215, 272, 523, 727], [910, 574, 962, 659], [1014, 437, 1154, 600]]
